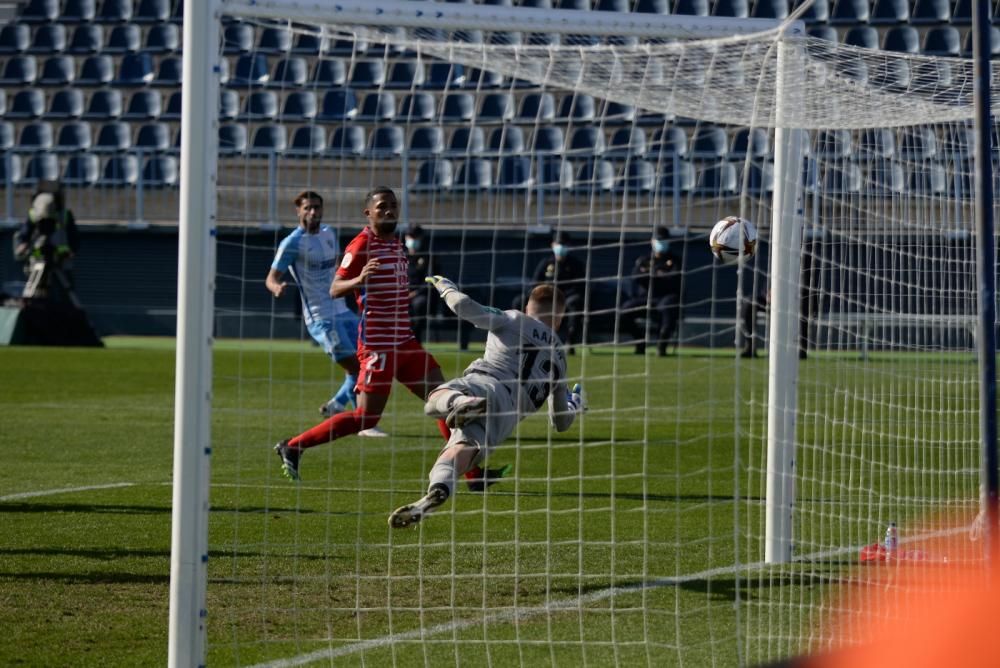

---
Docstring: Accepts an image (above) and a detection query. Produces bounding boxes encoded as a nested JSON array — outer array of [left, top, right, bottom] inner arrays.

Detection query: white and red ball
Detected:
[[709, 216, 758, 264]]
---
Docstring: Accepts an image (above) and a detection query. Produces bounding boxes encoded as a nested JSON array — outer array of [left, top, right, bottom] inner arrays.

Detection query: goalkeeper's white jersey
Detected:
[[271, 225, 351, 327]]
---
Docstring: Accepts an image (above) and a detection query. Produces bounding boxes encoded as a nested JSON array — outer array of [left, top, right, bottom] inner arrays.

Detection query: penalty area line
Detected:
[[0, 482, 136, 501]]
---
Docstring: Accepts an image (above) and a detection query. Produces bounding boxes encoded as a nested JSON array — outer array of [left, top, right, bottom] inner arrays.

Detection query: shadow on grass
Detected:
[[679, 572, 844, 602], [0, 502, 318, 515], [0, 546, 339, 561], [493, 489, 764, 504], [0, 570, 170, 585]]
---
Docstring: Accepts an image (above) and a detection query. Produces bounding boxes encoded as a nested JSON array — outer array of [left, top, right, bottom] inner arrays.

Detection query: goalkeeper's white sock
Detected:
[[425, 389, 464, 418], [428, 459, 457, 498]]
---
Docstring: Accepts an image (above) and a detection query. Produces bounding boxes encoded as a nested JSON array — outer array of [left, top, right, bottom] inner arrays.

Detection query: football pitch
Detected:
[[1, 338, 932, 666]]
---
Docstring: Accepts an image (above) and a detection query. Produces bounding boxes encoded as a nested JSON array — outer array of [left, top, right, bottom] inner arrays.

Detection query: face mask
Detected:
[[552, 244, 567, 258], [375, 221, 398, 236], [653, 239, 669, 254], [405, 238, 420, 252]]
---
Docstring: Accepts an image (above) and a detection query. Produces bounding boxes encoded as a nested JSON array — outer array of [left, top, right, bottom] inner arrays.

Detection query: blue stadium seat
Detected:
[[145, 23, 179, 54], [93, 121, 132, 153], [171, 1, 183, 23], [923, 26, 962, 56], [134, 122, 171, 153], [141, 155, 179, 187], [752, 0, 789, 18], [38, 55, 74, 85], [694, 162, 738, 196], [487, 126, 526, 155], [99, 154, 139, 186], [867, 159, 906, 195], [462, 67, 505, 89], [0, 89, 6, 116], [487, 31, 522, 46], [310, 59, 346, 87], [412, 159, 454, 191], [897, 126, 938, 161], [223, 23, 255, 54], [729, 127, 770, 160], [217, 124, 247, 155], [398, 92, 436, 122], [673, 0, 710, 15], [599, 101, 636, 125], [478, 93, 514, 124], [152, 56, 183, 86], [16, 122, 54, 152], [327, 126, 366, 156], [48, 89, 85, 119], [425, 62, 464, 89], [532, 126, 565, 155], [455, 158, 494, 190], [368, 126, 405, 157], [713, 0, 749, 17], [883, 26, 920, 53], [21, 0, 59, 24], [357, 92, 397, 122], [634, 0, 669, 11], [62, 153, 100, 186], [870, 0, 909, 24], [291, 32, 322, 55], [0, 55, 37, 85], [247, 125, 287, 156], [689, 126, 729, 160], [556, 0, 587, 8], [819, 161, 862, 193], [349, 60, 385, 88], [616, 160, 656, 193], [104, 24, 141, 54], [22, 153, 60, 186], [829, 0, 869, 23], [445, 127, 486, 156], [28, 24, 67, 54], [67, 25, 104, 55], [496, 156, 533, 190], [325, 37, 370, 56], [159, 90, 182, 120], [83, 89, 123, 119], [229, 54, 269, 87], [454, 29, 484, 44], [574, 159, 616, 194], [606, 127, 647, 160], [595, 0, 629, 10], [77, 54, 113, 86], [98, 0, 133, 23], [807, 26, 839, 42], [962, 26, 1000, 57], [279, 91, 316, 121], [844, 26, 879, 49], [238, 91, 278, 121], [792, 0, 829, 21], [0, 24, 30, 54], [567, 127, 606, 156], [871, 58, 913, 90], [286, 126, 326, 155], [61, 0, 97, 23], [0, 122, 14, 151], [122, 90, 162, 120], [257, 27, 293, 54], [837, 59, 869, 83], [135, 0, 172, 23], [813, 129, 852, 158], [910, 0, 950, 24], [950, 0, 971, 25], [743, 161, 774, 195], [440, 93, 475, 122], [651, 126, 689, 158], [114, 52, 155, 85], [408, 127, 445, 156], [0, 153, 23, 185], [269, 57, 307, 87], [317, 89, 358, 121], [857, 128, 895, 158], [54, 121, 92, 153], [517, 93, 556, 123], [7, 89, 45, 119], [537, 158, 573, 191], [555, 94, 596, 123], [385, 60, 426, 89], [909, 163, 947, 195]]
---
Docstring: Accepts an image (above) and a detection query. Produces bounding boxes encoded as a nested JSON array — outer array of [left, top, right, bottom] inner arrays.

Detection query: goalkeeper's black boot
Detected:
[[466, 463, 512, 493], [389, 483, 450, 529], [274, 440, 302, 481]]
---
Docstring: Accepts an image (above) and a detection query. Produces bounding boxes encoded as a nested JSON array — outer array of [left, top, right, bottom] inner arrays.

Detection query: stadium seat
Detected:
[[595, 0, 629, 10], [813, 129, 852, 158], [857, 128, 896, 159], [83, 89, 123, 119], [445, 127, 486, 156], [729, 127, 770, 160], [238, 91, 278, 121], [104, 24, 141, 54], [807, 25, 839, 42], [408, 127, 445, 157], [134, 122, 171, 153], [122, 90, 162, 120], [145, 23, 180, 54], [77, 54, 114, 86], [276, 91, 315, 122], [0, 55, 37, 85], [557, 0, 588, 9], [326, 36, 370, 56], [673, 0, 710, 15], [349, 60, 385, 88], [21, 0, 59, 24], [868, 58, 911, 90], [0, 122, 13, 151], [290, 32, 322, 55], [37, 55, 74, 85], [97, 0, 133, 22], [555, 94, 596, 123], [61, 153, 100, 186], [922, 26, 962, 56], [521, 0, 553, 9], [0, 89, 6, 116], [0, 24, 30, 54], [843, 26, 879, 49], [830, 0, 869, 23], [257, 27, 293, 54], [114, 52, 155, 85], [398, 93, 436, 122], [910, 0, 950, 24], [837, 58, 869, 83], [689, 126, 729, 160], [356, 92, 397, 122], [713, 0, 749, 17], [462, 67, 505, 89], [566, 127, 606, 156], [634, 0, 669, 11], [269, 57, 308, 87], [310, 59, 347, 87], [525, 30, 560, 46], [60, 0, 97, 22], [135, 0, 172, 23], [649, 126, 688, 159], [615, 160, 656, 193], [883, 26, 920, 53], [908, 163, 947, 195], [743, 160, 774, 195], [99, 154, 139, 186], [791, 0, 829, 21], [867, 159, 906, 195], [694, 162, 738, 196], [487, 126, 526, 155], [229, 53, 269, 87], [384, 60, 426, 89], [819, 161, 862, 194], [477, 93, 515, 124], [0, 153, 23, 185], [217, 124, 247, 155], [412, 159, 454, 191], [531, 126, 565, 155], [367, 126, 405, 157], [950, 0, 971, 25], [897, 126, 938, 161], [440, 93, 476, 123], [487, 30, 522, 47], [16, 122, 54, 153], [93, 121, 132, 153], [563, 33, 600, 47], [159, 90, 182, 120], [285, 126, 326, 156], [537, 158, 573, 191], [496, 156, 534, 190], [54, 121, 92, 153], [28, 24, 67, 54], [67, 25, 104, 55], [317, 89, 358, 121], [327, 126, 366, 156], [597, 101, 635, 125], [141, 155, 178, 187], [223, 23, 255, 54], [425, 62, 464, 89], [752, 0, 789, 18], [870, 0, 909, 24], [962, 26, 1000, 57], [607, 127, 650, 161], [455, 158, 494, 190], [7, 89, 45, 119], [574, 159, 616, 194], [48, 89, 85, 119], [517, 93, 556, 123], [21, 153, 60, 186], [247, 125, 287, 156], [152, 56, 183, 86]]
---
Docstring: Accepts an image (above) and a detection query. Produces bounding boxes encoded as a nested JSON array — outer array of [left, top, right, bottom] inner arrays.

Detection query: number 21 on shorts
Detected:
[[363, 351, 386, 385]]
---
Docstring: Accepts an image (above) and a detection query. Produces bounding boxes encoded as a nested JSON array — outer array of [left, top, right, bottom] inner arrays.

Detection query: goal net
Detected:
[[176, 0, 990, 665]]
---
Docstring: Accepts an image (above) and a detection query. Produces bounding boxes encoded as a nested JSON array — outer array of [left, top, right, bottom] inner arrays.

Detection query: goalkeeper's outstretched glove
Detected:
[[567, 384, 586, 415], [425, 274, 459, 298]]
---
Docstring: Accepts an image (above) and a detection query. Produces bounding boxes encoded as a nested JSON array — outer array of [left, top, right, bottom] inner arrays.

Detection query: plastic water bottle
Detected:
[[884, 522, 898, 553]]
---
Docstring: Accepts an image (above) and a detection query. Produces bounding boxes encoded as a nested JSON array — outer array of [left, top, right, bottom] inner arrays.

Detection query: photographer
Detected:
[[13, 182, 79, 305]]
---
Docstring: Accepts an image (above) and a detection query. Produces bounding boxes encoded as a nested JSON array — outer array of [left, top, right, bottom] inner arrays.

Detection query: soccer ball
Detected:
[[709, 216, 758, 264]]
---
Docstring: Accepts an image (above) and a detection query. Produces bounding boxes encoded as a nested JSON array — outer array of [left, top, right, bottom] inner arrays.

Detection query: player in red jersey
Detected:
[[273, 187, 507, 491]]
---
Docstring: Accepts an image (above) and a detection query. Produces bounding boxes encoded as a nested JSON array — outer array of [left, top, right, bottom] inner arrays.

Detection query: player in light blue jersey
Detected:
[[265, 190, 386, 436]]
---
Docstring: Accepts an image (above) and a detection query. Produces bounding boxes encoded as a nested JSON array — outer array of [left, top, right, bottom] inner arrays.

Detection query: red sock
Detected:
[[289, 409, 381, 449], [437, 419, 451, 441], [465, 465, 484, 480]]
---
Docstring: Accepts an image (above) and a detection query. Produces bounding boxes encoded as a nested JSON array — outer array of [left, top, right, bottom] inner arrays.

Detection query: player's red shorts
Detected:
[[355, 338, 442, 395]]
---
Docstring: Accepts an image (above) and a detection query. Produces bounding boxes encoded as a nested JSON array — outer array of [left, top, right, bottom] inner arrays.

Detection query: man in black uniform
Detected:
[[405, 224, 442, 343], [520, 230, 586, 354], [13, 181, 80, 305], [622, 226, 682, 356]]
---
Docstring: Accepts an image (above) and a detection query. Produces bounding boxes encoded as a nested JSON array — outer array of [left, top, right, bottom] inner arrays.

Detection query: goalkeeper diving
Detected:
[[389, 278, 585, 529]]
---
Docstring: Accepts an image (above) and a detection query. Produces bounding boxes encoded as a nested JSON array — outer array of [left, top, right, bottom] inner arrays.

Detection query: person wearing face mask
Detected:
[[403, 224, 442, 343], [517, 230, 586, 354], [622, 226, 682, 356]]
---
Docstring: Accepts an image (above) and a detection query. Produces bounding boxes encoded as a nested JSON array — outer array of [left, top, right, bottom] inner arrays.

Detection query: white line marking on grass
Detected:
[[0, 482, 136, 501]]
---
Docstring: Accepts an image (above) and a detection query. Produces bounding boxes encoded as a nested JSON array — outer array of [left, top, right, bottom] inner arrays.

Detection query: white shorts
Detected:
[[438, 372, 520, 458]]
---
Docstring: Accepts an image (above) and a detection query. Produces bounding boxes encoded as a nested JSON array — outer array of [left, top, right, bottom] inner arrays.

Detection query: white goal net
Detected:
[[172, 0, 993, 665]]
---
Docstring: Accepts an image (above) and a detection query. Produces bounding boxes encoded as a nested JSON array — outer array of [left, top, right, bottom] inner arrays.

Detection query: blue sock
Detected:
[[333, 373, 358, 409]]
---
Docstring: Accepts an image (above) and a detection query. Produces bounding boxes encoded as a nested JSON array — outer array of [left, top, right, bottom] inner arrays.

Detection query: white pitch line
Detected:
[[0, 482, 136, 501]]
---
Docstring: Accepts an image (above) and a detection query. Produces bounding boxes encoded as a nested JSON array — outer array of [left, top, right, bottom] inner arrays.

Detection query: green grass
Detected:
[[0, 339, 981, 666]]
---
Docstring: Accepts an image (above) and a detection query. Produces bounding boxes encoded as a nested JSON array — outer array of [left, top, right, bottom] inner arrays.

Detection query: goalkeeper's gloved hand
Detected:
[[425, 274, 459, 297], [567, 384, 586, 415]]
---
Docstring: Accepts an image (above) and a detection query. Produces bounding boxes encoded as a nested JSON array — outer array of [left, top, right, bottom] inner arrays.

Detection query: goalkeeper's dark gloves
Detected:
[[425, 274, 459, 298]]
